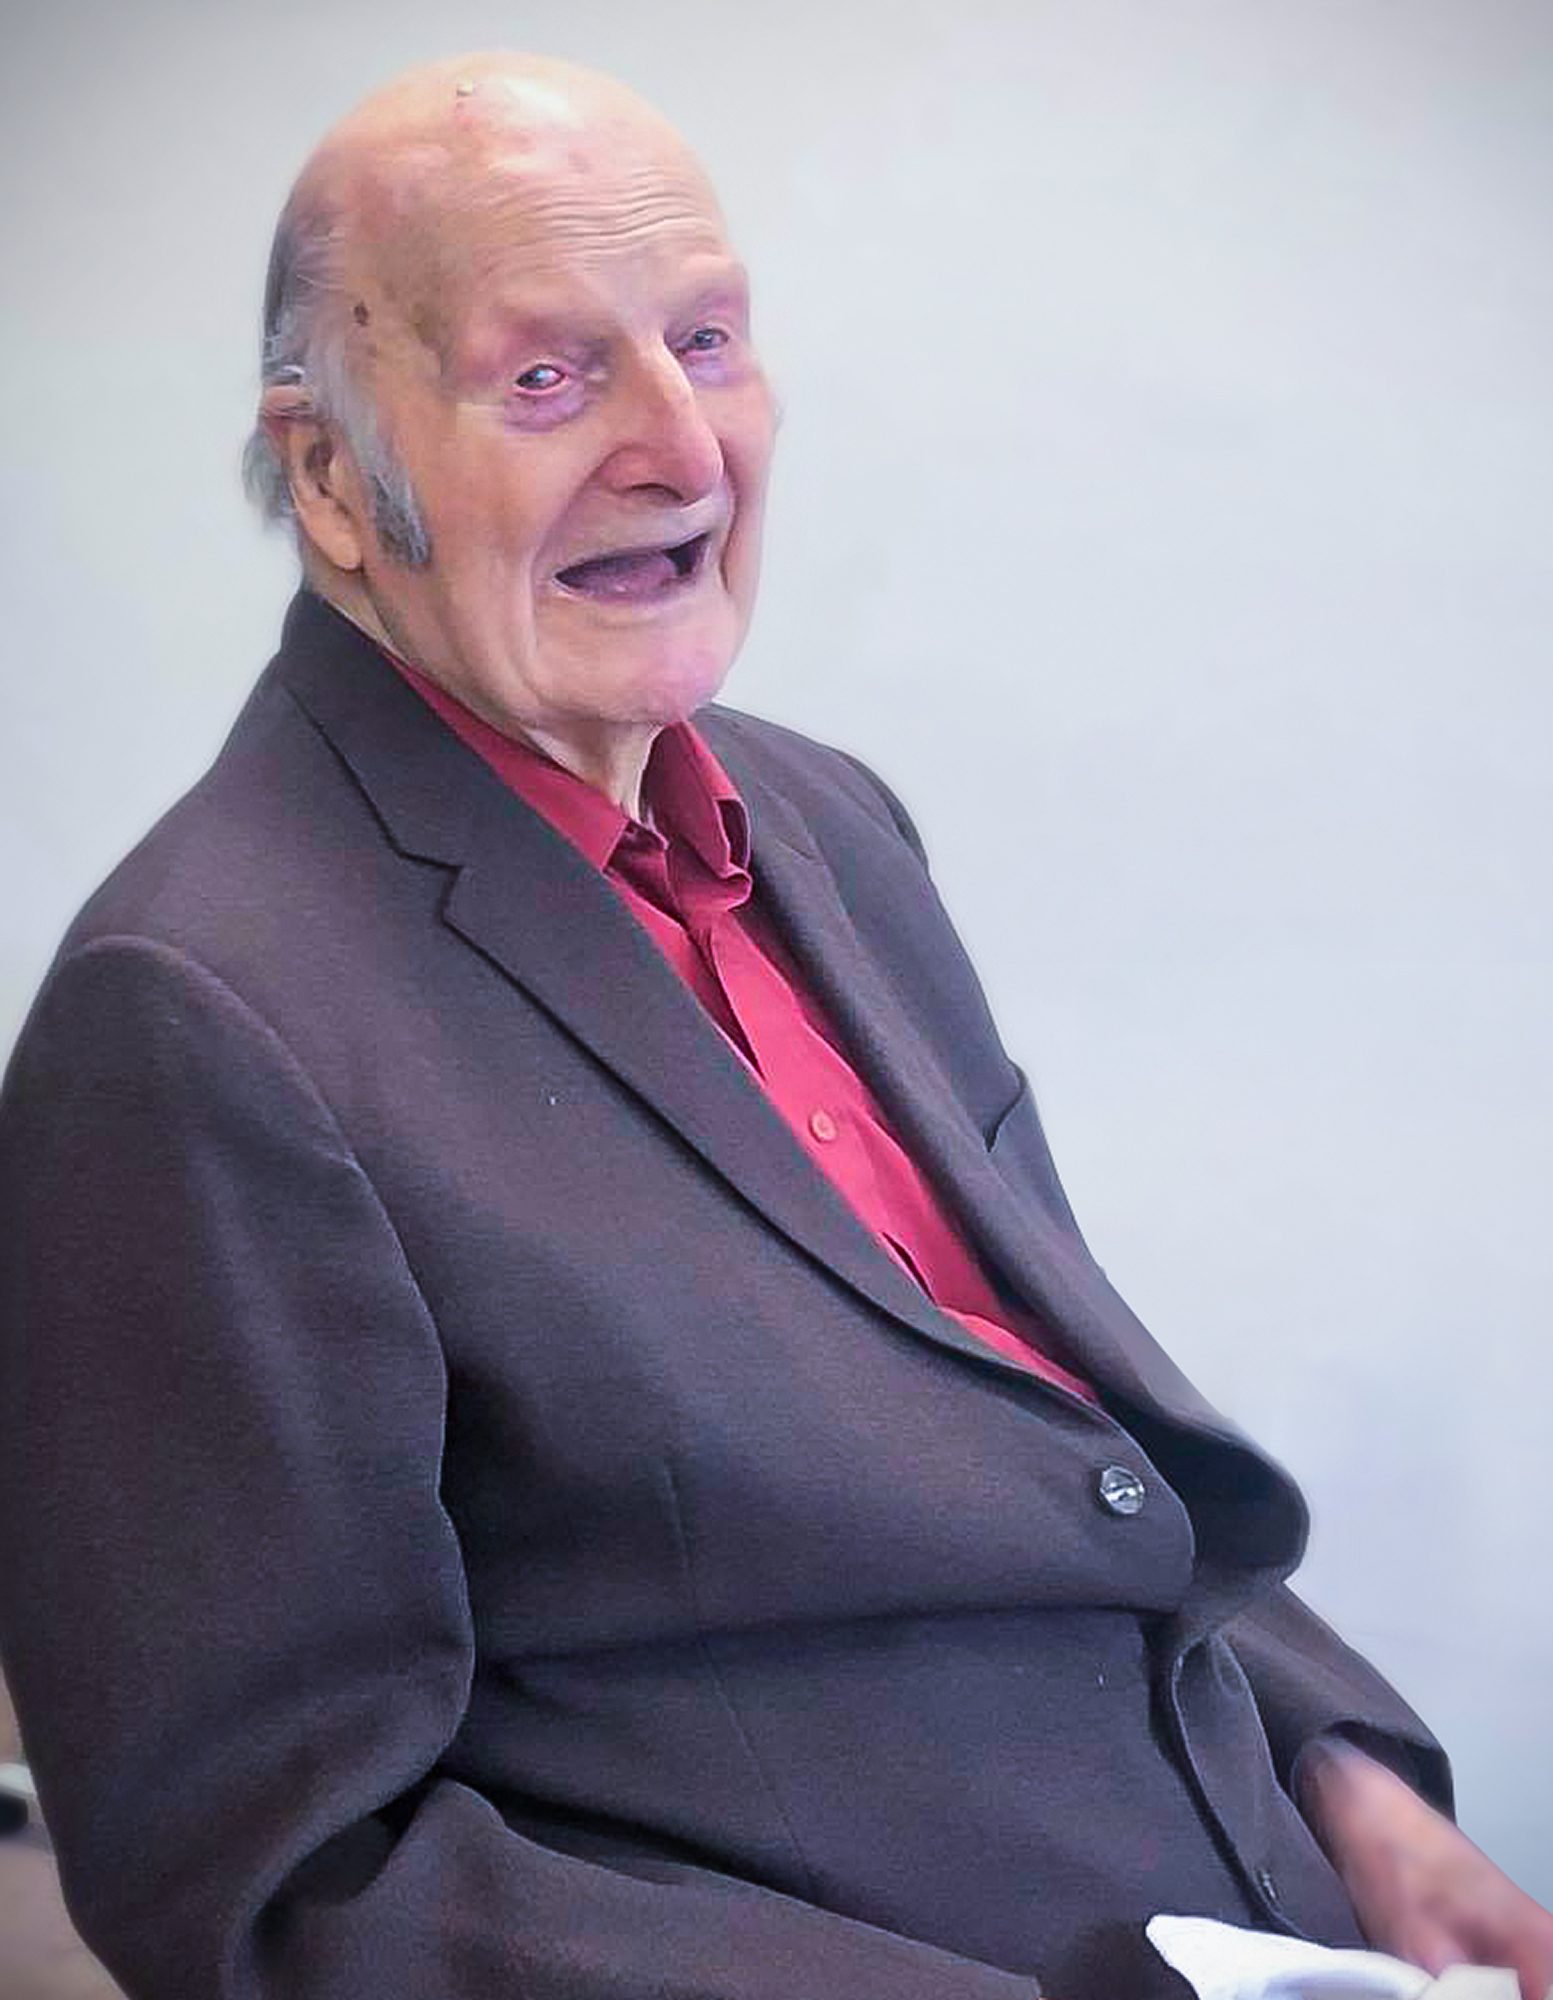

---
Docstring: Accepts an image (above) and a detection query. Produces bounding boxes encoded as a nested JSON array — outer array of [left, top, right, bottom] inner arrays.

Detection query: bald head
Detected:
[[303, 50, 695, 184], [296, 56, 722, 349]]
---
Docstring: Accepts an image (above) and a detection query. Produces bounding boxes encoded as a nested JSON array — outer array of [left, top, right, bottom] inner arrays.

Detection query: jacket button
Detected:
[[1096, 1464, 1146, 1517]]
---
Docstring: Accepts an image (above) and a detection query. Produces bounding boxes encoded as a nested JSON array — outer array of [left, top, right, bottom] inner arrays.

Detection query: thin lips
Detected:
[[551, 509, 729, 580]]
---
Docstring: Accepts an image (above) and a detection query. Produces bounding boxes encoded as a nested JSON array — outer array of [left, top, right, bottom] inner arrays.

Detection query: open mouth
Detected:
[[553, 533, 712, 604]]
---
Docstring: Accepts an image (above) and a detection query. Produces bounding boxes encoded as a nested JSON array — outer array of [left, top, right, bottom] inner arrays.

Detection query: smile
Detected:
[[552, 533, 713, 605]]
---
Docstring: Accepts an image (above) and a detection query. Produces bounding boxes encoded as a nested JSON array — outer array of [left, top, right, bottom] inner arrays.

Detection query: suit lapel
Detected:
[[444, 804, 1016, 1368]]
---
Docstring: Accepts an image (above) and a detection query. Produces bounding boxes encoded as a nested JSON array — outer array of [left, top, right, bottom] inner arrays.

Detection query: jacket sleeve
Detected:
[[1223, 1583, 1453, 1815], [0, 937, 1039, 2000]]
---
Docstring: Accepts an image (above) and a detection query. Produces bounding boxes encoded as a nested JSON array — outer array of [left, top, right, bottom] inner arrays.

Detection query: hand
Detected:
[[1297, 1735, 1553, 2000]]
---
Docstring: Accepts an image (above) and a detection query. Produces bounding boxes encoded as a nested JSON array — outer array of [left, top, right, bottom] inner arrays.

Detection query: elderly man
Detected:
[[0, 51, 1548, 2000]]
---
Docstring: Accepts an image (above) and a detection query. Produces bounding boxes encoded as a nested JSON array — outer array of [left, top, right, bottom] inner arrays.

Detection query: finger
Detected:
[[1506, 1941, 1553, 2000], [1385, 1916, 1469, 1981], [1454, 1888, 1553, 2000]]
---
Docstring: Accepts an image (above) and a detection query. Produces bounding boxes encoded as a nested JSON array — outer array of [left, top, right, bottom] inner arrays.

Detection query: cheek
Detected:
[[728, 391, 777, 499], [422, 432, 576, 569], [722, 405, 776, 584], [462, 485, 550, 563]]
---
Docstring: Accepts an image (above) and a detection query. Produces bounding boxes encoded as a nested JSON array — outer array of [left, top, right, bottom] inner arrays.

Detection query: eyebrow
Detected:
[[677, 271, 752, 319], [452, 263, 752, 382]]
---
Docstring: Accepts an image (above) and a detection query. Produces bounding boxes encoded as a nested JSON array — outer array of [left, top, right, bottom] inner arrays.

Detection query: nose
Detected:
[[599, 349, 725, 507]]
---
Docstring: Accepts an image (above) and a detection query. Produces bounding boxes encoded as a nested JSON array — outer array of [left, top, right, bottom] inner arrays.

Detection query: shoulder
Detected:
[[41, 657, 412, 1065], [64, 671, 334, 942]]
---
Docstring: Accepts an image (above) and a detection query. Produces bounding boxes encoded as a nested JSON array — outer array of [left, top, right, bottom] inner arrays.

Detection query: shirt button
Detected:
[[808, 1109, 839, 1144], [1096, 1465, 1147, 1517]]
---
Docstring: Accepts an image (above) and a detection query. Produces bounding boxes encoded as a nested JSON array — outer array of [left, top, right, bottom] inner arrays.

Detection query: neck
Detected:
[[519, 719, 658, 820], [306, 567, 660, 818]]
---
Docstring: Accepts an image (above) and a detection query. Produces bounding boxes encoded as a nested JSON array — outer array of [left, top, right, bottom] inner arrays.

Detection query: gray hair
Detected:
[[240, 195, 433, 568]]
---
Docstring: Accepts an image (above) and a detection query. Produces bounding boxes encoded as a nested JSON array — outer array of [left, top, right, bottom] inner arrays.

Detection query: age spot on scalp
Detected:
[[352, 300, 371, 326]]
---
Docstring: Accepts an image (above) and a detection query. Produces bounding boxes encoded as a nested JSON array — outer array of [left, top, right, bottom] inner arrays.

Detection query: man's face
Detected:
[[342, 119, 775, 743]]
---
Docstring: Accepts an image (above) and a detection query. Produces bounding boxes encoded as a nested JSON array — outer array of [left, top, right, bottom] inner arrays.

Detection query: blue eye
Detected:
[[514, 363, 566, 392], [681, 327, 728, 353]]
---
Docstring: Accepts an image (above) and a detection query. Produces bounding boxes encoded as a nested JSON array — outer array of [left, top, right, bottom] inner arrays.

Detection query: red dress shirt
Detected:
[[395, 661, 1095, 1405]]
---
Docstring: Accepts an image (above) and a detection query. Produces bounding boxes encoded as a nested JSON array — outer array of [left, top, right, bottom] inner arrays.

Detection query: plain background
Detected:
[[3, 0, 1549, 1906]]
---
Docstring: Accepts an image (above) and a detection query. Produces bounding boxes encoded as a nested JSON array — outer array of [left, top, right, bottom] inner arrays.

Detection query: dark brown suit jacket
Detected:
[[0, 592, 1447, 2000]]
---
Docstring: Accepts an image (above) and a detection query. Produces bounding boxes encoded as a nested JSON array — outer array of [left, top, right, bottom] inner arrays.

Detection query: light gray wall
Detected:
[[3, 0, 1550, 1901]]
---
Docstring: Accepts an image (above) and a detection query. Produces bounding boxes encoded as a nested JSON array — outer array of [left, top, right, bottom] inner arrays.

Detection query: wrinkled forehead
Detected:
[[345, 106, 733, 363]]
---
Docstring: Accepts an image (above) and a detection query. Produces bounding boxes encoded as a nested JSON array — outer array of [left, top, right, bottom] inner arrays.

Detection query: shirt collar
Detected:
[[640, 719, 751, 884], [386, 652, 748, 881]]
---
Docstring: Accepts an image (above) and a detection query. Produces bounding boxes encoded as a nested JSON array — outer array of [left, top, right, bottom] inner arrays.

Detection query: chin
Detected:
[[600, 625, 743, 728], [627, 657, 735, 728]]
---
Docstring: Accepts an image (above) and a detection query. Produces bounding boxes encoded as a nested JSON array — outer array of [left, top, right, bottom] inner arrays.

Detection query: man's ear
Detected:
[[260, 383, 367, 573]]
